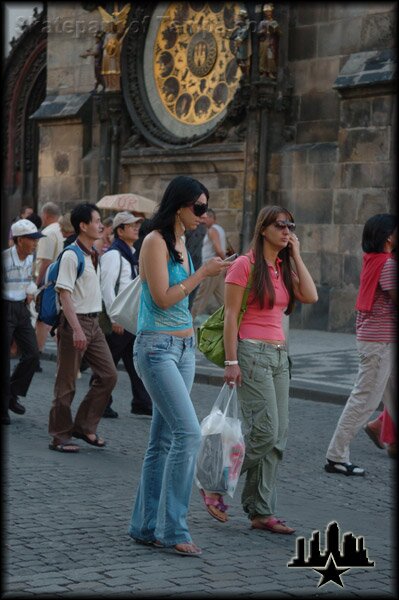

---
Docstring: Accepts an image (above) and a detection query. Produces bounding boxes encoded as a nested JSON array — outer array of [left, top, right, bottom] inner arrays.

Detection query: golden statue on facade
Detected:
[[97, 3, 131, 92]]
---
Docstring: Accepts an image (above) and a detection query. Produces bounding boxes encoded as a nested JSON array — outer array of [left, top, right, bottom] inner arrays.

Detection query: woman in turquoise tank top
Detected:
[[128, 175, 227, 556]]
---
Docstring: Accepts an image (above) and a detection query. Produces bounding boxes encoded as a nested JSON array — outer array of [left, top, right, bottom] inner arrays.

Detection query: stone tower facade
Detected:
[[6, 2, 396, 332]]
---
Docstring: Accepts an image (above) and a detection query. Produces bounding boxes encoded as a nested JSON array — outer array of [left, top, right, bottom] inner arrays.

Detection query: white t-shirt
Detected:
[[55, 246, 102, 314], [202, 224, 227, 262], [35, 222, 64, 276]]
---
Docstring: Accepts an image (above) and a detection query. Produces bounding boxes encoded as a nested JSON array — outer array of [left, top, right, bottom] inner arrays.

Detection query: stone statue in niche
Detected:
[[230, 9, 252, 79], [257, 3, 281, 80], [80, 30, 105, 92]]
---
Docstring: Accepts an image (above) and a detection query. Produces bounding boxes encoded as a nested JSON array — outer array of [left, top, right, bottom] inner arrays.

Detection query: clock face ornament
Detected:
[[137, 1, 242, 143]]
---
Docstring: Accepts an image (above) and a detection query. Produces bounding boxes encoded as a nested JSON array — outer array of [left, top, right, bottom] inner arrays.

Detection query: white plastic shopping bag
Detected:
[[109, 276, 141, 335], [195, 383, 245, 498]]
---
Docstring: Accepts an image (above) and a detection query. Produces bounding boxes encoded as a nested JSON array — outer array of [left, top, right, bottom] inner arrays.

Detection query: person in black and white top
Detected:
[[2, 219, 45, 425], [191, 208, 227, 320], [100, 211, 152, 418]]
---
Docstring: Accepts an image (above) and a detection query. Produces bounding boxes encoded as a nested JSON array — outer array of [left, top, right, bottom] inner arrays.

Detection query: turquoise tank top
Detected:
[[137, 253, 195, 333]]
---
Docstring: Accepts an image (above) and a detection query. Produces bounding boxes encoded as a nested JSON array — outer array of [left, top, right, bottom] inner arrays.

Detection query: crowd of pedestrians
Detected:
[[2, 181, 396, 557]]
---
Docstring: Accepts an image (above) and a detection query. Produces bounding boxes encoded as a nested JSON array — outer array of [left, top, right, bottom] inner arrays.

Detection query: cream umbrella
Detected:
[[96, 193, 157, 217]]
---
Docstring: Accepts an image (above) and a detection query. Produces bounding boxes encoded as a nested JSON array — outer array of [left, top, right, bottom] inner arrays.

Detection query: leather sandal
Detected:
[[251, 517, 295, 534], [49, 441, 80, 453], [72, 432, 106, 447], [200, 489, 229, 522], [324, 459, 365, 476]]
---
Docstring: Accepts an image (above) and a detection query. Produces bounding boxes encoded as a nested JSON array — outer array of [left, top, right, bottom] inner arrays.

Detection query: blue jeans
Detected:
[[128, 332, 201, 546]]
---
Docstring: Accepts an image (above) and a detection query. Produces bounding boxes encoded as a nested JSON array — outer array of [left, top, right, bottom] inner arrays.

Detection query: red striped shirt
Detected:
[[356, 258, 396, 342]]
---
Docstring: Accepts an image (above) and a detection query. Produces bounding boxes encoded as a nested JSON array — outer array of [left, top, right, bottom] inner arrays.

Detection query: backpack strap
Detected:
[[114, 252, 123, 296], [60, 244, 85, 279], [49, 245, 86, 337]]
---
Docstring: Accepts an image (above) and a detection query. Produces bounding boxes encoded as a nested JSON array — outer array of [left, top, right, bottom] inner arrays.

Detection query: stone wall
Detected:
[[46, 3, 100, 96], [271, 3, 396, 331], [33, 3, 396, 332], [38, 119, 83, 213], [120, 143, 245, 255], [36, 4, 101, 212]]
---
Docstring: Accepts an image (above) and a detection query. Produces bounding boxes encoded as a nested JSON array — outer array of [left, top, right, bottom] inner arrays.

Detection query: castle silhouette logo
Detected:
[[287, 521, 374, 588]]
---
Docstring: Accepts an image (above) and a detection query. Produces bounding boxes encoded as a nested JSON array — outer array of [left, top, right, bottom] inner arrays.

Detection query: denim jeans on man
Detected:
[[128, 332, 201, 546]]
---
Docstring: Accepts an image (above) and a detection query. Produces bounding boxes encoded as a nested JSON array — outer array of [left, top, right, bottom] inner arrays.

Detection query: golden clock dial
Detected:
[[153, 2, 241, 127]]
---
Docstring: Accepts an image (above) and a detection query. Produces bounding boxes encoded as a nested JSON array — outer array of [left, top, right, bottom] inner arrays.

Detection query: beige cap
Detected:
[[112, 211, 143, 231]]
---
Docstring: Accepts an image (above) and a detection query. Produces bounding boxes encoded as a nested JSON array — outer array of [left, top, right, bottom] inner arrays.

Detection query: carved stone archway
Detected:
[[3, 9, 47, 226]]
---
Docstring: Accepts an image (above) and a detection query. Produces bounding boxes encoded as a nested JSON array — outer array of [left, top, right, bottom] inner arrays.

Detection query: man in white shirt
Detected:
[[191, 208, 227, 319], [100, 212, 152, 417], [2, 220, 45, 425], [35, 202, 65, 353], [48, 203, 117, 452]]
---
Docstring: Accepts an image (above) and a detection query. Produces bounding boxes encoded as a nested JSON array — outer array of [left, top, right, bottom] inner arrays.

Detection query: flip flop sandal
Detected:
[[324, 460, 365, 476], [174, 543, 202, 557], [199, 489, 229, 523], [150, 541, 201, 556], [49, 441, 80, 453], [251, 517, 295, 534], [72, 432, 106, 447], [132, 537, 158, 547]]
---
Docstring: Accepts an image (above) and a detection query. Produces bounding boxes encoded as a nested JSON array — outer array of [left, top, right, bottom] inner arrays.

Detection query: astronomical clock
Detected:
[[122, 1, 245, 148]]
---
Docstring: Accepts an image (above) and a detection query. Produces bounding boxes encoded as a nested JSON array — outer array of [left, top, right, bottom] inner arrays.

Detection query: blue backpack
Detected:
[[36, 244, 85, 333]]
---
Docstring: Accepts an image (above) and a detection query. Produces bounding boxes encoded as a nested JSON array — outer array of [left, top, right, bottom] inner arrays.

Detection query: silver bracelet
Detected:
[[224, 360, 238, 366]]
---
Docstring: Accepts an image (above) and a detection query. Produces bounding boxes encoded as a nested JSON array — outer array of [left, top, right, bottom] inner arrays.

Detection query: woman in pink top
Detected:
[[200, 206, 318, 533]]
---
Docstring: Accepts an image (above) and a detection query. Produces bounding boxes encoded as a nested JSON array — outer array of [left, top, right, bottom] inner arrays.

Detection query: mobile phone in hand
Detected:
[[223, 253, 238, 263]]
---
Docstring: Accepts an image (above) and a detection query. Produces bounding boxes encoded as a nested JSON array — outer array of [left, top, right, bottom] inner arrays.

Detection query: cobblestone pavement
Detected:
[[2, 359, 396, 598]]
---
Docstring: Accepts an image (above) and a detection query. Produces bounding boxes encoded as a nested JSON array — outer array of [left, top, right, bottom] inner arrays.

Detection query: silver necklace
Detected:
[[267, 261, 278, 277]]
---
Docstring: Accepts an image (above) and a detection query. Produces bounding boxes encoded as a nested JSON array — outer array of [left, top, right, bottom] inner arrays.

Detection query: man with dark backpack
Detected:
[[48, 203, 117, 452], [36, 244, 85, 335], [99, 211, 152, 418]]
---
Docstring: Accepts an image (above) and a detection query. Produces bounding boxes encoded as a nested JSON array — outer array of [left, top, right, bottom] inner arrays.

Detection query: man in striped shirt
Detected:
[[2, 219, 45, 425]]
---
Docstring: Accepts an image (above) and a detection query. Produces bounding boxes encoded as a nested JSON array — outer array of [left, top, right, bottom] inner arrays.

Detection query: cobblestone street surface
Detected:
[[3, 349, 396, 598]]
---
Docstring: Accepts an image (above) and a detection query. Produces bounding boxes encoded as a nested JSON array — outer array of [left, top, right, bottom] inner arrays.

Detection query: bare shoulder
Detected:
[[142, 230, 164, 248], [141, 230, 168, 259]]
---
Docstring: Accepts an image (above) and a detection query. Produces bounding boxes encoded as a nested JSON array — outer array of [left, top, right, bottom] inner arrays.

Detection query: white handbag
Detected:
[[108, 276, 142, 335]]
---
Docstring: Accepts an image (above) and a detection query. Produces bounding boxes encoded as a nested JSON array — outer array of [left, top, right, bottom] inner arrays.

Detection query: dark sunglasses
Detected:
[[189, 202, 208, 217], [273, 220, 296, 232]]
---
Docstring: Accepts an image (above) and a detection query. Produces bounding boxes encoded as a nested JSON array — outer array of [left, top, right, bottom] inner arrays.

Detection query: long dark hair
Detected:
[[250, 205, 296, 314], [147, 176, 209, 263], [362, 214, 397, 253]]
